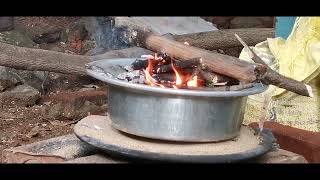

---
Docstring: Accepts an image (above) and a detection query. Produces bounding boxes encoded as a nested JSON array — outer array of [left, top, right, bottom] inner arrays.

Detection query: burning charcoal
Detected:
[[156, 57, 201, 73]]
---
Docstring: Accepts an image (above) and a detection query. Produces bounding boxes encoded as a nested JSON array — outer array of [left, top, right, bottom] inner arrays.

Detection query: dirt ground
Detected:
[[0, 106, 73, 157], [0, 17, 98, 162]]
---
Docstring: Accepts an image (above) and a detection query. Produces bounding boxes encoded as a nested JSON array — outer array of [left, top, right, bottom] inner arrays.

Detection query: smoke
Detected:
[[84, 17, 130, 55]]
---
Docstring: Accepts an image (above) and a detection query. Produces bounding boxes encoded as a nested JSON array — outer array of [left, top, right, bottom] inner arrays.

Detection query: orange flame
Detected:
[[171, 62, 182, 86], [144, 70, 155, 86], [144, 58, 166, 88], [143, 53, 203, 89], [187, 76, 198, 87]]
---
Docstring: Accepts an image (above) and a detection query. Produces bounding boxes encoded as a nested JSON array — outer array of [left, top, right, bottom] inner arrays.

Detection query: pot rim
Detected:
[[86, 58, 268, 97]]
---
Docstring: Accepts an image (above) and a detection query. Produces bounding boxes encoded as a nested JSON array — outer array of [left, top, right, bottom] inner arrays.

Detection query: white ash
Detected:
[[89, 66, 113, 78], [117, 70, 145, 84], [141, 55, 154, 59], [123, 65, 134, 72], [129, 75, 146, 84]]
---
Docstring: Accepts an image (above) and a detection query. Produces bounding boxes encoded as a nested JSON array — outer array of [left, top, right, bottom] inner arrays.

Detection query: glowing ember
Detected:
[[187, 76, 198, 87]]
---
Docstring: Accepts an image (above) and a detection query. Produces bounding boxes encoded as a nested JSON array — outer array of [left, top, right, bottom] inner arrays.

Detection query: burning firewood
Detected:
[[118, 53, 244, 91], [128, 56, 202, 73]]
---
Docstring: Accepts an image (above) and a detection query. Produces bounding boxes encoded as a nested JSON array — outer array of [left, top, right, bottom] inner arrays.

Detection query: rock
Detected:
[[0, 17, 14, 32], [0, 79, 15, 92], [13, 17, 80, 45], [42, 90, 107, 120], [26, 125, 41, 138], [0, 84, 40, 108], [32, 29, 62, 44], [0, 30, 37, 48], [2, 134, 97, 163], [46, 101, 105, 120], [0, 66, 48, 90]]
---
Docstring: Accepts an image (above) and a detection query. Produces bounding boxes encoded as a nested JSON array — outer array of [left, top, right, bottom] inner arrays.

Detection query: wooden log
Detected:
[[173, 28, 275, 51], [198, 69, 239, 86], [131, 30, 267, 83], [0, 42, 152, 76], [234, 34, 313, 97]]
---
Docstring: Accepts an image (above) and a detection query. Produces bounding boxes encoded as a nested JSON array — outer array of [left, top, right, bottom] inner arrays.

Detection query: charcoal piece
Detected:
[[158, 53, 172, 65], [153, 73, 175, 82], [156, 58, 201, 73], [131, 59, 149, 70]]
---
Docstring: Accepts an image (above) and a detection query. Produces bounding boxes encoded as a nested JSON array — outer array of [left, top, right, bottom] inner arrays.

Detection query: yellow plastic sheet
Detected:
[[240, 17, 320, 131]]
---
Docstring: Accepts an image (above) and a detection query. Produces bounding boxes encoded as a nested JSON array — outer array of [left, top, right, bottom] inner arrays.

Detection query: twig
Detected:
[[258, 93, 272, 133], [234, 33, 314, 97], [234, 33, 267, 66]]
